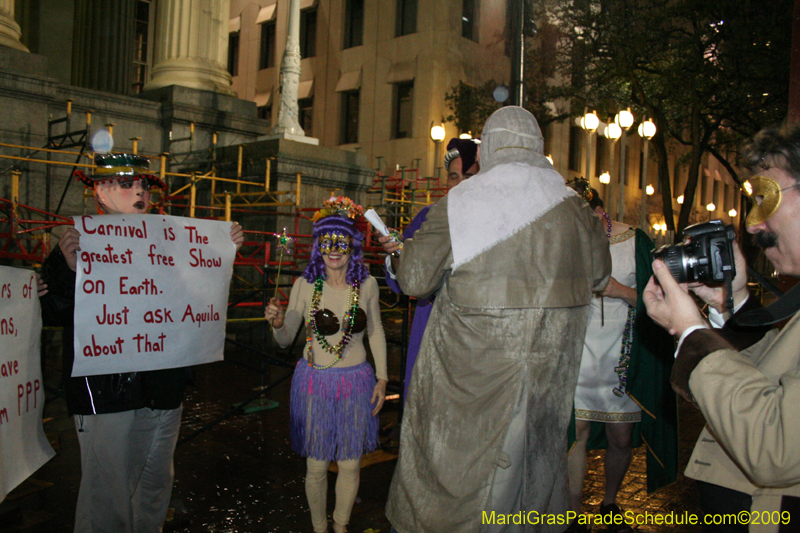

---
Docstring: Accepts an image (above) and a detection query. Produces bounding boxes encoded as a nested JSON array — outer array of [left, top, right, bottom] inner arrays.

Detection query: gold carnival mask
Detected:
[[318, 231, 352, 255], [743, 175, 800, 227]]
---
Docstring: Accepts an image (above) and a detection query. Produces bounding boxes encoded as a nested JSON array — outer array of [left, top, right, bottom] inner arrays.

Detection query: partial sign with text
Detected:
[[0, 266, 56, 502], [72, 214, 235, 377]]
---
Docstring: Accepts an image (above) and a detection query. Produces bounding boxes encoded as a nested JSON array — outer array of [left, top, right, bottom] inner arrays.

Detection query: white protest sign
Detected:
[[72, 214, 235, 377], [0, 266, 56, 502]]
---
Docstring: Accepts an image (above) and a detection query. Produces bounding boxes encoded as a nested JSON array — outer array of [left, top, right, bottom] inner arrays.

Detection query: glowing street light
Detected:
[[614, 108, 635, 219], [637, 119, 657, 140], [581, 111, 599, 187], [580, 111, 599, 132], [677, 195, 684, 204], [646, 184, 655, 196], [604, 122, 622, 141], [599, 171, 611, 184], [601, 124, 621, 217], [615, 108, 634, 130], [430, 124, 446, 181], [729, 208, 738, 217]]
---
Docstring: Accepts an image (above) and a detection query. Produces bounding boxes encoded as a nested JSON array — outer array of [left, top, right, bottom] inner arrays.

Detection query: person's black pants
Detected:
[[696, 480, 751, 533], [697, 480, 800, 533]]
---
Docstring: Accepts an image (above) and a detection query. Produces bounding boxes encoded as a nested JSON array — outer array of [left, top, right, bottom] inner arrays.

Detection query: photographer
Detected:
[[643, 123, 800, 533]]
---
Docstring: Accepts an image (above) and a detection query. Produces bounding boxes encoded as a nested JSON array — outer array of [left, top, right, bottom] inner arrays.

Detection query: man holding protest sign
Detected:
[[41, 153, 243, 533]]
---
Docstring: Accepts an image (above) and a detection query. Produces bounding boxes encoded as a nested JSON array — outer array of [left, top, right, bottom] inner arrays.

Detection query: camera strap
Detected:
[[724, 271, 734, 315], [734, 280, 800, 326]]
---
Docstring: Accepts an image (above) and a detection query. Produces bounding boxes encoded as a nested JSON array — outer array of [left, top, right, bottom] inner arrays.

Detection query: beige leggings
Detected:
[[306, 457, 361, 533]]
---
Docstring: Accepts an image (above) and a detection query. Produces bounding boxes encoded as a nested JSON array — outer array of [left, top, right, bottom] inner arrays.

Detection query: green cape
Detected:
[[568, 228, 678, 493]]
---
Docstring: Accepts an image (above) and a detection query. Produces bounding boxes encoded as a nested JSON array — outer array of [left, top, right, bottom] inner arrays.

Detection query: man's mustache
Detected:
[[754, 230, 778, 249]]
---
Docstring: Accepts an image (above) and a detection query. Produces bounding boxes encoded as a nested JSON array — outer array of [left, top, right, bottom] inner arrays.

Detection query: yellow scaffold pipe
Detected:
[[296, 173, 302, 207], [190, 172, 197, 218]]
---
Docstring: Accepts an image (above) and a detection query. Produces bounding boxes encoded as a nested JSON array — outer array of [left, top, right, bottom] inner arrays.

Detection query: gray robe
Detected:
[[386, 195, 611, 533]]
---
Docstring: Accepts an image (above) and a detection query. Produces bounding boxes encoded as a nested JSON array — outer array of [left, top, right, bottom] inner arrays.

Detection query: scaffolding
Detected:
[[0, 101, 433, 431], [365, 164, 448, 230]]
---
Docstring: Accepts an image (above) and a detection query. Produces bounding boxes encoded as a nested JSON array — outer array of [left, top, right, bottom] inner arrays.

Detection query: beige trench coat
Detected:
[[684, 310, 800, 533], [386, 195, 611, 533]]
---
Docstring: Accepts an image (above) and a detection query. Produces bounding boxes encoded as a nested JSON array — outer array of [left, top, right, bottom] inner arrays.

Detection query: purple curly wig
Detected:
[[302, 215, 370, 284]]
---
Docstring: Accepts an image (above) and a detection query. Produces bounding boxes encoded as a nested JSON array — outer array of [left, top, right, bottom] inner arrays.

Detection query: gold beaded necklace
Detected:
[[305, 277, 361, 370]]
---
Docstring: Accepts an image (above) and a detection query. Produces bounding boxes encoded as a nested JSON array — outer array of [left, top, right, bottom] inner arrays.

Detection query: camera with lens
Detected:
[[652, 220, 736, 284]]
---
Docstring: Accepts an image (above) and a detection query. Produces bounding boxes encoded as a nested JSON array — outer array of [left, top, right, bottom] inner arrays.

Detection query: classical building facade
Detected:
[[228, 0, 512, 178], [2, 0, 739, 235]]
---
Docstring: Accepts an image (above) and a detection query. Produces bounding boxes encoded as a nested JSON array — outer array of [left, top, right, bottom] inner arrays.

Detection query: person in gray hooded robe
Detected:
[[385, 106, 612, 533]]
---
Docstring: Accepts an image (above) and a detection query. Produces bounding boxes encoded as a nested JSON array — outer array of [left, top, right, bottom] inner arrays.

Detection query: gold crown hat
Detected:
[[311, 196, 364, 223], [744, 175, 782, 227], [73, 153, 166, 190], [567, 177, 595, 204]]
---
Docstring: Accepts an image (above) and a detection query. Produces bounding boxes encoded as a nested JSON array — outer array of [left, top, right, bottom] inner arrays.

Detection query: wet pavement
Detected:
[[2, 315, 707, 533]]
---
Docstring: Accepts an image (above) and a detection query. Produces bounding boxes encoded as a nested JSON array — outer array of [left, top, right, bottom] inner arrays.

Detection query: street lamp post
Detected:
[[580, 111, 599, 185], [638, 118, 656, 231], [603, 121, 621, 218], [614, 109, 634, 220], [430, 124, 446, 185]]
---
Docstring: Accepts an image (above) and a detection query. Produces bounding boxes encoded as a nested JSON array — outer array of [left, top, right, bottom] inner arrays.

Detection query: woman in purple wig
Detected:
[[264, 197, 388, 533]]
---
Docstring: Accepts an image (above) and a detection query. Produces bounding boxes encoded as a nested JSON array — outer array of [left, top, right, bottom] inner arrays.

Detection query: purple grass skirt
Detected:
[[290, 360, 380, 461]]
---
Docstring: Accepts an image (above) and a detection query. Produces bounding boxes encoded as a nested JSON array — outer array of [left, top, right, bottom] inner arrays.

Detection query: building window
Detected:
[[341, 90, 360, 144], [504, 0, 513, 57], [462, 0, 478, 42], [568, 126, 581, 173], [228, 32, 240, 76], [622, 150, 628, 185], [392, 81, 414, 139], [595, 135, 607, 180], [639, 150, 644, 189], [132, 0, 153, 95], [300, 7, 317, 58], [299, 97, 313, 136], [258, 106, 271, 122], [260, 21, 276, 69], [344, 0, 364, 49], [396, 0, 417, 37], [724, 183, 732, 211]]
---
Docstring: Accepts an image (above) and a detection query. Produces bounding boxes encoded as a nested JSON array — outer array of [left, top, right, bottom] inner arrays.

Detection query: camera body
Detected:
[[652, 220, 736, 284]]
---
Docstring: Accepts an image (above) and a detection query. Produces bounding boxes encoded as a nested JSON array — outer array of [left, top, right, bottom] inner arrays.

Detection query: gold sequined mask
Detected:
[[317, 231, 352, 255], [744, 175, 786, 227]]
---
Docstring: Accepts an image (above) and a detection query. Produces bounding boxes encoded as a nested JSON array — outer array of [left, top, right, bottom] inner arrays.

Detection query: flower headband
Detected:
[[311, 196, 365, 223], [569, 178, 594, 204]]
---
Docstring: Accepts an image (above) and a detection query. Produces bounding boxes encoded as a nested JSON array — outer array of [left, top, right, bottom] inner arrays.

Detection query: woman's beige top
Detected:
[[273, 275, 388, 381]]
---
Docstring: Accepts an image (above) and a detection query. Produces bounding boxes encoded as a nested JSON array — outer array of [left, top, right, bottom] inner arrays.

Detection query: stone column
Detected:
[[271, 0, 303, 136], [144, 0, 236, 96], [72, 0, 135, 94], [0, 0, 29, 52]]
